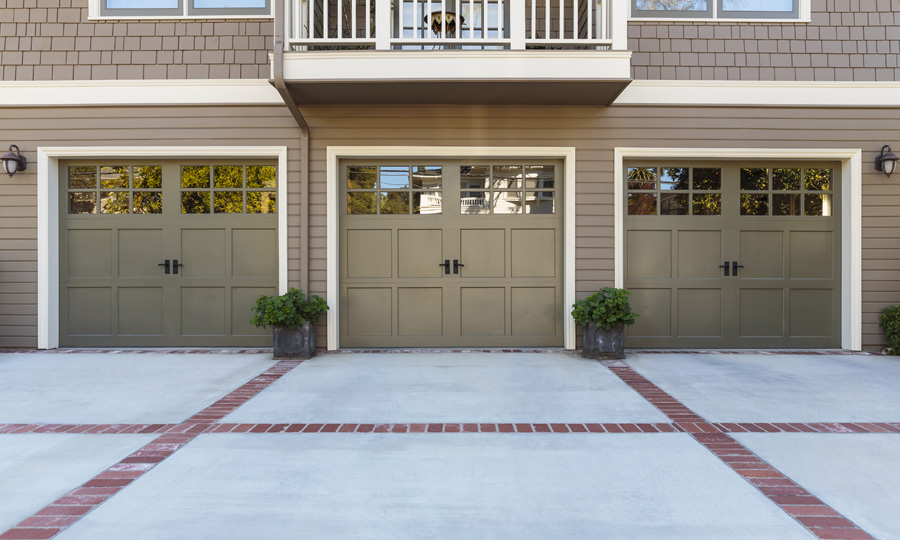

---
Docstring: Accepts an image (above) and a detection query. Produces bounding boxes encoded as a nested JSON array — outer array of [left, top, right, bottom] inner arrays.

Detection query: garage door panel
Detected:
[[398, 287, 443, 336], [347, 229, 392, 278], [511, 229, 555, 278], [460, 229, 505, 278], [68, 230, 112, 278], [677, 289, 722, 337], [347, 288, 392, 337], [118, 287, 163, 336], [232, 229, 277, 278], [790, 289, 834, 337], [511, 287, 555, 336], [67, 287, 112, 336], [118, 229, 164, 278], [181, 287, 226, 336], [460, 288, 505, 336], [232, 287, 275, 336], [739, 288, 784, 338], [627, 289, 671, 338], [740, 231, 784, 279], [181, 229, 226, 278], [399, 230, 442, 278], [790, 231, 834, 279], [627, 230, 671, 279], [678, 230, 721, 279]]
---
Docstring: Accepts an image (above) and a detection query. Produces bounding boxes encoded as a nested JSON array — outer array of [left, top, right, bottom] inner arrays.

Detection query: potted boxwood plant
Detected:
[[571, 287, 638, 360], [250, 288, 329, 359]]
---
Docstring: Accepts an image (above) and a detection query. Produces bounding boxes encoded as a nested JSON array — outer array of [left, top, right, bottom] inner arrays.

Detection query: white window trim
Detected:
[[88, 0, 273, 19], [629, 0, 811, 23], [326, 146, 577, 351], [37, 146, 289, 350], [613, 147, 862, 351]]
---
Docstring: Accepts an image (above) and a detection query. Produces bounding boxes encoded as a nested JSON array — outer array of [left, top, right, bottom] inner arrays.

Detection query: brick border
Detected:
[[0, 360, 302, 540], [603, 360, 877, 540]]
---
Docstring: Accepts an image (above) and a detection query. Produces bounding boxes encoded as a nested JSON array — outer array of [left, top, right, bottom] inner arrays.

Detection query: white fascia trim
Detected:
[[0, 80, 283, 107], [614, 147, 862, 351], [283, 51, 633, 82], [615, 80, 900, 107], [37, 145, 289, 350], [326, 146, 577, 351]]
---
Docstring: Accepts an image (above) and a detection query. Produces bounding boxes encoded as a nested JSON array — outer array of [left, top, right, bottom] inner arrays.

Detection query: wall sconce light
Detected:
[[2, 145, 26, 178], [875, 145, 898, 179]]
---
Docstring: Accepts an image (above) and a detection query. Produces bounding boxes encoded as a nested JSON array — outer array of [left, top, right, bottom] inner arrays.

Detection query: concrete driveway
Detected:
[[0, 349, 897, 540]]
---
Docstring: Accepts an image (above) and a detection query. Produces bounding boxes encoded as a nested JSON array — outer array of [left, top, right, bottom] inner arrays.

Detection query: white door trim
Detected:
[[326, 146, 577, 350], [37, 146, 289, 349], [613, 147, 863, 351]]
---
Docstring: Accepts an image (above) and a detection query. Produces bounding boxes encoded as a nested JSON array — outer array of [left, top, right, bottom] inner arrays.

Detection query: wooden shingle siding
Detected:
[[0, 104, 898, 350], [630, 4, 900, 81], [0, 2, 272, 81]]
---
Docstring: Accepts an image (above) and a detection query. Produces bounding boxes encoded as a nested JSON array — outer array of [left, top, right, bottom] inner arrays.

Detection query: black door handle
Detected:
[[439, 260, 450, 275], [732, 261, 745, 277], [173, 260, 184, 275], [718, 261, 729, 277], [158, 260, 170, 274], [453, 259, 464, 274]]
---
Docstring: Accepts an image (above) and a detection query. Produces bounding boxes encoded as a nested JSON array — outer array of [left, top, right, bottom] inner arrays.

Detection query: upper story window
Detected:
[[97, 0, 271, 18], [632, 0, 799, 20]]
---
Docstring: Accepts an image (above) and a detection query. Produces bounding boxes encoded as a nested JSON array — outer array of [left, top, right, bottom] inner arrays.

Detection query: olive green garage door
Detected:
[[624, 162, 840, 348], [340, 161, 563, 347], [60, 161, 278, 347]]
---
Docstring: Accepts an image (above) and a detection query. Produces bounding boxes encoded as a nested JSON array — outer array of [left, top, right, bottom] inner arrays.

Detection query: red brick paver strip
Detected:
[[602, 360, 877, 540]]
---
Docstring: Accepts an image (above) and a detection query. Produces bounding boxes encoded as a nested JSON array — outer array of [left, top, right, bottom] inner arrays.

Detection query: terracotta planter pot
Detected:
[[581, 322, 625, 360], [272, 321, 316, 359]]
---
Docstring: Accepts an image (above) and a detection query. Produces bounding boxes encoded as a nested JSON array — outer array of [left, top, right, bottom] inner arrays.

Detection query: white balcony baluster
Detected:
[[285, 0, 615, 51]]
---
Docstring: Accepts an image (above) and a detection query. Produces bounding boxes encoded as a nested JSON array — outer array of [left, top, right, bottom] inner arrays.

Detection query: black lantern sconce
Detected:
[[2, 145, 26, 178], [875, 145, 898, 179]]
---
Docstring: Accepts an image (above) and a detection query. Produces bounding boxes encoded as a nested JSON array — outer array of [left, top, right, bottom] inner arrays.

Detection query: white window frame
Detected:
[[89, 0, 273, 20], [629, 0, 810, 22]]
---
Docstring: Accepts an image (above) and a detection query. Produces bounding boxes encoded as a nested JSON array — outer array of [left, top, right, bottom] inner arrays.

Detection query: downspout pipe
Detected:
[[271, 0, 311, 295]]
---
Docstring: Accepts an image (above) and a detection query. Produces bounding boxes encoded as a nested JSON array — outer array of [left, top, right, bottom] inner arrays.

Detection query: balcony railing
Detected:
[[285, 0, 618, 51]]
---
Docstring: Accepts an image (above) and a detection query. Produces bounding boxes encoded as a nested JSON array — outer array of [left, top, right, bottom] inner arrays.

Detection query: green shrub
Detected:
[[250, 288, 329, 328], [571, 287, 638, 331], [881, 305, 900, 355]]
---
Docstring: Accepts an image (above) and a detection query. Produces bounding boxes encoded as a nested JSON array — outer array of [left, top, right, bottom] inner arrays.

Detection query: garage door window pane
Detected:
[[805, 194, 832, 217], [100, 192, 130, 214], [773, 168, 801, 191], [692, 193, 721, 215], [627, 192, 657, 215], [741, 194, 769, 216], [182, 166, 211, 188], [381, 192, 409, 214], [524, 165, 554, 189], [214, 191, 243, 213], [134, 166, 162, 189], [461, 192, 490, 214], [805, 169, 832, 191], [247, 192, 276, 214], [134, 192, 162, 214], [493, 191, 522, 214], [525, 192, 554, 214], [692, 168, 721, 190], [101, 166, 130, 188], [660, 193, 688, 215], [740, 168, 769, 190], [492, 166, 522, 189], [182, 192, 210, 213], [69, 192, 96, 214], [247, 166, 276, 188], [627, 167, 657, 190], [69, 166, 97, 189], [347, 192, 376, 214], [661, 167, 689, 190], [772, 194, 800, 216], [380, 166, 410, 189], [214, 166, 243, 188], [461, 165, 490, 189]]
